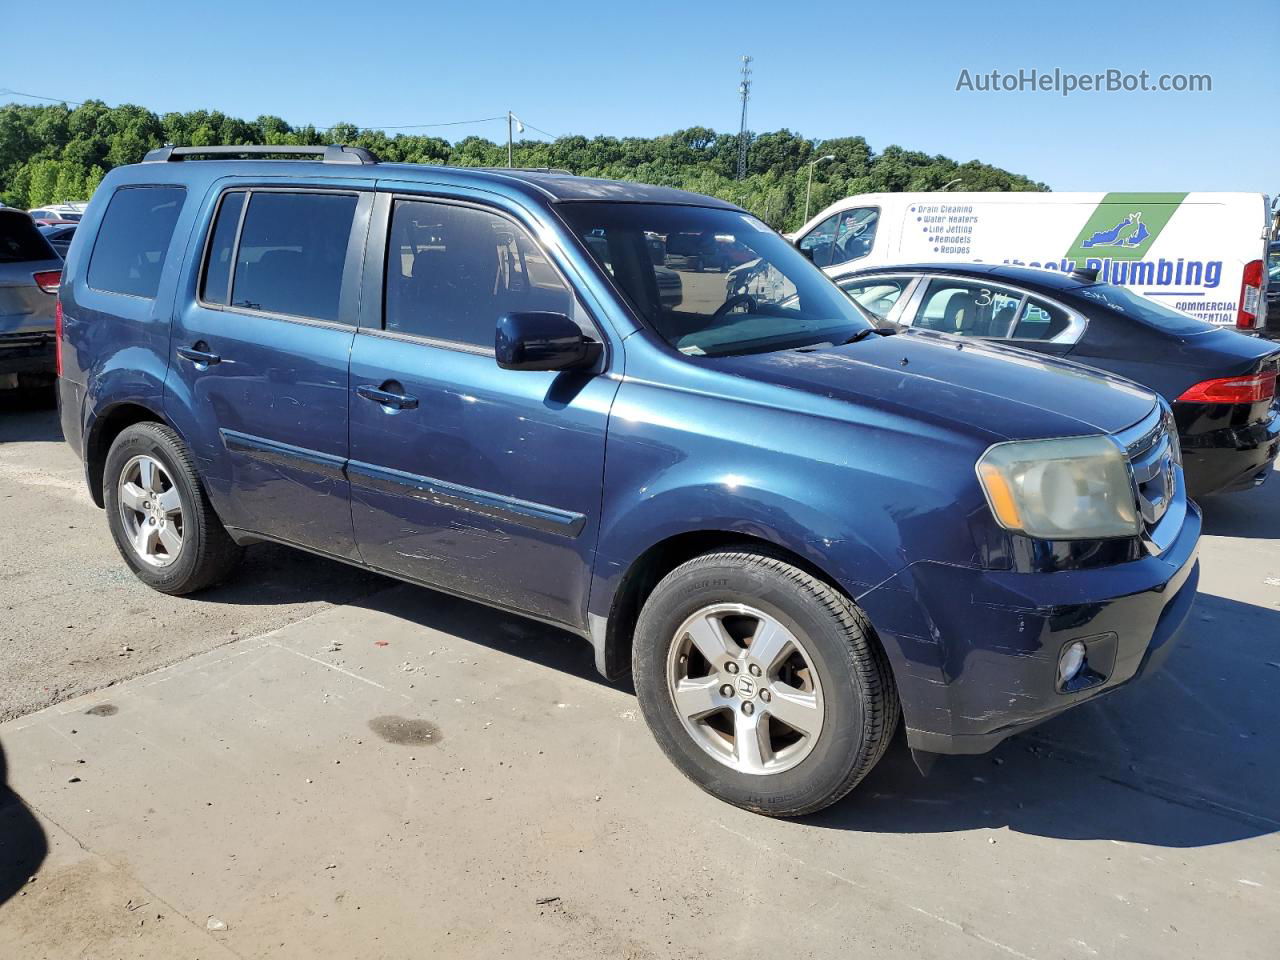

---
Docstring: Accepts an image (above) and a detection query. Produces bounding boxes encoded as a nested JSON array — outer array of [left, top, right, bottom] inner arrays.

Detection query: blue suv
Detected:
[[57, 146, 1200, 815]]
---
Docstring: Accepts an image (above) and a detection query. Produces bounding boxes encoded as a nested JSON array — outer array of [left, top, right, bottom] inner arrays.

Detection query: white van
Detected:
[[789, 192, 1271, 330]]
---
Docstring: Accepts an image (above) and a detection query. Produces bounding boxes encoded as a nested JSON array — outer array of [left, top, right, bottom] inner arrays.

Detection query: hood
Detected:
[[714, 329, 1158, 443]]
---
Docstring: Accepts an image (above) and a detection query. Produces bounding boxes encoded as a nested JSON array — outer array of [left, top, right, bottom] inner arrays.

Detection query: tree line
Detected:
[[0, 101, 1047, 229]]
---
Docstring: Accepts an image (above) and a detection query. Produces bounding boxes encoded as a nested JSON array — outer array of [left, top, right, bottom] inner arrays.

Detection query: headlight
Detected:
[[976, 435, 1139, 540]]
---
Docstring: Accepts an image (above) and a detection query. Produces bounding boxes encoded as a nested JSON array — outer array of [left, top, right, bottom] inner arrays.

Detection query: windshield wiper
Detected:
[[842, 327, 898, 345]]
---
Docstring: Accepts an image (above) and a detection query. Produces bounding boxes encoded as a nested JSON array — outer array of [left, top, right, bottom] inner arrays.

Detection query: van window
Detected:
[[798, 214, 838, 266], [829, 208, 878, 267], [913, 278, 1023, 337], [199, 191, 246, 306], [86, 186, 186, 298], [230, 192, 357, 323], [384, 200, 575, 348]]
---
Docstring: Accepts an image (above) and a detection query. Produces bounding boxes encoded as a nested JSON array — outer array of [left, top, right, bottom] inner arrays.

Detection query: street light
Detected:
[[803, 155, 836, 224], [940, 178, 963, 191]]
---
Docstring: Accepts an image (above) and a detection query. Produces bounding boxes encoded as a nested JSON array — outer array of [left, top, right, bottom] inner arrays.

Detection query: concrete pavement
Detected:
[[1, 397, 1278, 958]]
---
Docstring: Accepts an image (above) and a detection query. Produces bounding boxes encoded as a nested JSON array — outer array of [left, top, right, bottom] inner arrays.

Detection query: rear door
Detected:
[[165, 183, 372, 558], [346, 191, 617, 628]]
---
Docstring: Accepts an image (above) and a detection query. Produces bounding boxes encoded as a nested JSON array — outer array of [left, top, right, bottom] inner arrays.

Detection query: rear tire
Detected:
[[633, 548, 899, 817], [103, 422, 242, 595]]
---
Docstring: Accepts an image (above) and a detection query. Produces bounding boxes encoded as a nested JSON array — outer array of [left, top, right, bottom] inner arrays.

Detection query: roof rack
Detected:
[[142, 144, 380, 165]]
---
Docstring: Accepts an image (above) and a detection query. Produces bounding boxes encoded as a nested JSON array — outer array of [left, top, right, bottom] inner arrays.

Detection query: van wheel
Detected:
[[103, 422, 242, 595], [633, 549, 899, 816]]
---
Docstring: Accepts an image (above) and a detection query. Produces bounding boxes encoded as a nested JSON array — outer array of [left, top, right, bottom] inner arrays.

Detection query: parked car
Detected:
[[1265, 240, 1279, 339], [791, 191, 1272, 333], [28, 203, 87, 223], [663, 231, 748, 272], [38, 222, 77, 259], [833, 262, 1279, 497], [0, 208, 63, 385], [59, 146, 1199, 816]]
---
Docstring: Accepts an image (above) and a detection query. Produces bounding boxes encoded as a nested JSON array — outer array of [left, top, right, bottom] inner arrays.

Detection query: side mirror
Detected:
[[495, 312, 602, 372]]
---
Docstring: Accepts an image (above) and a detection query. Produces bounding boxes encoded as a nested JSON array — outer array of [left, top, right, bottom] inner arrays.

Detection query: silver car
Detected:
[[0, 208, 63, 387]]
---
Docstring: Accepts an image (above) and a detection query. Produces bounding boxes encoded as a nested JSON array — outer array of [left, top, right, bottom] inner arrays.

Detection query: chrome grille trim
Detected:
[[1113, 404, 1184, 555]]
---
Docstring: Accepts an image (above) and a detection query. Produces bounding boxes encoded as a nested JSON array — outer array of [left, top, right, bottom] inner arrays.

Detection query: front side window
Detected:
[[86, 186, 186, 298], [798, 214, 839, 267], [913, 278, 1023, 337], [229, 192, 357, 322], [840, 276, 911, 319], [384, 200, 576, 348], [829, 208, 878, 267], [561, 202, 873, 357]]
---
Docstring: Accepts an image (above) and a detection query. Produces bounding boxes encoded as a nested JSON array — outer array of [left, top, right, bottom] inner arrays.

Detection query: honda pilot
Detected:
[[57, 146, 1200, 815]]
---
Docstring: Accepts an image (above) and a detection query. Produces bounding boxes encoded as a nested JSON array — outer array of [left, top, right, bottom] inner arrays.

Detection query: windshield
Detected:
[[1072, 282, 1218, 336], [558, 203, 872, 356]]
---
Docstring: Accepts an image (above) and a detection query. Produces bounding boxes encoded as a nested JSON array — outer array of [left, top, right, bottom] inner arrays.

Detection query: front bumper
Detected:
[[859, 501, 1201, 755]]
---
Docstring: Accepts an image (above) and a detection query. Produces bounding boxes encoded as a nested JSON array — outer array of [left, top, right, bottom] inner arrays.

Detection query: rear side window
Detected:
[[200, 191, 246, 305], [0, 211, 58, 263], [87, 186, 185, 298], [1010, 297, 1071, 340], [384, 199, 576, 348], [913, 278, 1023, 337], [229, 192, 357, 322]]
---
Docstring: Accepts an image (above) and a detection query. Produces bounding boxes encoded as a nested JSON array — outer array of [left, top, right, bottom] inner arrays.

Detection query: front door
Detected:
[[166, 185, 372, 558], [347, 195, 617, 627]]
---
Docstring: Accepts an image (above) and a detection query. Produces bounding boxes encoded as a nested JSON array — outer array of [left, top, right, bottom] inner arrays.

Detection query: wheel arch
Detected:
[[84, 400, 172, 507]]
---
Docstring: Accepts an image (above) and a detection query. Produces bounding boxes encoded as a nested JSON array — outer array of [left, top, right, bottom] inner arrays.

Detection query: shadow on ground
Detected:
[[0, 743, 47, 906], [1198, 462, 1280, 539], [0, 395, 60, 442]]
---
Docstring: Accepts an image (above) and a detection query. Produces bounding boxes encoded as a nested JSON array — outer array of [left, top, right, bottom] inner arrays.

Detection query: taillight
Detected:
[[32, 269, 61, 294], [1236, 259, 1263, 330], [1176, 369, 1277, 404], [55, 300, 63, 377]]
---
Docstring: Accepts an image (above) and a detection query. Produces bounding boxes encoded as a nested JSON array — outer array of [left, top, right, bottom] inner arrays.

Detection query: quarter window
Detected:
[[229, 192, 358, 322], [1010, 297, 1072, 341], [913, 279, 1023, 337], [86, 186, 186, 298], [384, 200, 576, 348]]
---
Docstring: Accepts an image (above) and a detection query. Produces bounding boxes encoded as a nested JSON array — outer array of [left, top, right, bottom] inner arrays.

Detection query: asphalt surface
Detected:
[[1, 388, 1278, 959]]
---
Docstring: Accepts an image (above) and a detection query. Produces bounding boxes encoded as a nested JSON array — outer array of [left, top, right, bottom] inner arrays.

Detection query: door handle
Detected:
[[177, 345, 221, 366], [356, 384, 419, 410]]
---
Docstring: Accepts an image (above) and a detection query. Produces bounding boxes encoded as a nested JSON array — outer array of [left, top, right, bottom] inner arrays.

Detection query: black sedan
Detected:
[[37, 222, 76, 259], [832, 262, 1280, 498]]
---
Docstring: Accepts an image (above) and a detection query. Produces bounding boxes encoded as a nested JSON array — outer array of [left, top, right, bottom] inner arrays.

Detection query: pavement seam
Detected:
[[19, 795, 252, 960]]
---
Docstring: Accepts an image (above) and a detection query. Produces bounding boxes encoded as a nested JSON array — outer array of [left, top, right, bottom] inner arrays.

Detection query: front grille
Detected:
[[1117, 406, 1183, 550]]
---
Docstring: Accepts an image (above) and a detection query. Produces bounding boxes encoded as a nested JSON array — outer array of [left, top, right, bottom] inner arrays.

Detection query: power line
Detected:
[[0, 88, 86, 106]]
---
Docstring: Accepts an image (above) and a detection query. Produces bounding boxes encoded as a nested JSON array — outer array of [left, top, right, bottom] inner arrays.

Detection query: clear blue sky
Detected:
[[6, 0, 1278, 192]]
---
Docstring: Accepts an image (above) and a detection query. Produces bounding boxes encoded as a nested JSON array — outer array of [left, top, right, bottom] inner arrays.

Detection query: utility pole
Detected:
[[507, 111, 514, 167], [736, 55, 752, 180]]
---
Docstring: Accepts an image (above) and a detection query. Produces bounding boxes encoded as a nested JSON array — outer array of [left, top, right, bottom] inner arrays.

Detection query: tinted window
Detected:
[[1010, 296, 1071, 340], [840, 276, 911, 319], [0, 211, 58, 263], [200, 191, 246, 305], [87, 186, 186, 298], [385, 200, 575, 348], [230, 192, 357, 322], [562, 202, 872, 357], [1073, 283, 1218, 335], [829, 208, 878, 267], [913, 278, 1023, 337]]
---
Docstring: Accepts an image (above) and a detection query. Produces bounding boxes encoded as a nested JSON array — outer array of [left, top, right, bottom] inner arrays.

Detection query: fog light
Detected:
[[1057, 641, 1087, 689]]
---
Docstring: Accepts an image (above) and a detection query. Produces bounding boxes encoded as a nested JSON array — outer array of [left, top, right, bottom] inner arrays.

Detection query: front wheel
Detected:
[[633, 549, 899, 816], [103, 422, 242, 595]]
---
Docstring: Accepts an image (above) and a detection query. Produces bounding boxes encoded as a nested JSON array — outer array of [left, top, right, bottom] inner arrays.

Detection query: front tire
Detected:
[[103, 422, 242, 595], [633, 549, 898, 816]]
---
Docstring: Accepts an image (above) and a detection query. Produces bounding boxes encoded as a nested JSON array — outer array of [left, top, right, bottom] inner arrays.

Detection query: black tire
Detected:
[[103, 422, 242, 595], [633, 549, 899, 817]]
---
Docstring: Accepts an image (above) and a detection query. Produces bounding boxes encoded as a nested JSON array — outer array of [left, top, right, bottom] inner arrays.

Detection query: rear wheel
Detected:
[[633, 549, 898, 816], [103, 422, 242, 595]]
